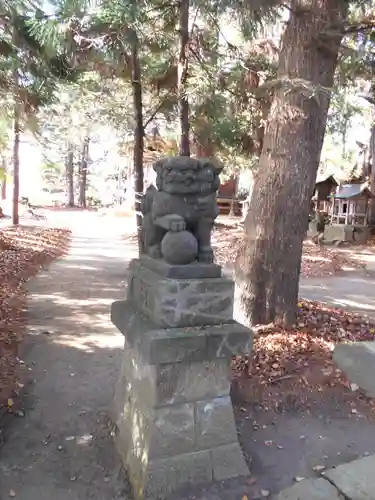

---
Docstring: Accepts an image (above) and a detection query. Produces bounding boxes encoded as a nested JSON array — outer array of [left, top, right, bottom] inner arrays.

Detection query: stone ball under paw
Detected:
[[161, 230, 198, 265]]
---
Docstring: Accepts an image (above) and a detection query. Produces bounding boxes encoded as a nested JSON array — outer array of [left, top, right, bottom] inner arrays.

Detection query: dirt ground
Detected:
[[212, 216, 375, 279], [1, 211, 375, 500]]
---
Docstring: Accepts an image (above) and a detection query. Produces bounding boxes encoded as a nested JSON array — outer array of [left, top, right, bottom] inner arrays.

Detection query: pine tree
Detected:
[[0, 2, 79, 223]]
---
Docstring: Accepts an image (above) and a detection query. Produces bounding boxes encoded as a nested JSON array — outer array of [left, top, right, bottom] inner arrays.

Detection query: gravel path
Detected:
[[0, 217, 137, 500], [299, 273, 375, 319]]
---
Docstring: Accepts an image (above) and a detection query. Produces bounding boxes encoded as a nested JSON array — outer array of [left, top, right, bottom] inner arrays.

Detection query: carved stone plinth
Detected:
[[111, 259, 253, 499], [128, 258, 234, 328]]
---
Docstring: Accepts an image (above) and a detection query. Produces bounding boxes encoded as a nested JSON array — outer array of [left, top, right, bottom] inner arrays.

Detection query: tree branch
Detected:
[[143, 90, 174, 128]]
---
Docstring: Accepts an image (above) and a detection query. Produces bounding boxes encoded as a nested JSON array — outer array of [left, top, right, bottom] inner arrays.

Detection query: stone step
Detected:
[[275, 454, 375, 500], [323, 454, 375, 500], [333, 341, 375, 398], [275, 477, 342, 500]]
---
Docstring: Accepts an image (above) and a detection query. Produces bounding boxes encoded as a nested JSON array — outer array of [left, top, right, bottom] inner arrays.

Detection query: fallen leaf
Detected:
[[214, 227, 366, 278], [231, 286, 375, 414], [313, 465, 325, 472], [0, 227, 71, 412]]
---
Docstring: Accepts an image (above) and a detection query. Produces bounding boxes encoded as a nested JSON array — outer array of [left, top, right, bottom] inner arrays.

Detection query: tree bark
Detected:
[[369, 120, 375, 224], [12, 82, 20, 226], [193, 6, 218, 159], [1, 158, 6, 200], [235, 0, 348, 328], [130, 22, 144, 254], [194, 114, 215, 157], [12, 15, 20, 226], [178, 0, 190, 156], [66, 143, 74, 207], [79, 136, 89, 208]]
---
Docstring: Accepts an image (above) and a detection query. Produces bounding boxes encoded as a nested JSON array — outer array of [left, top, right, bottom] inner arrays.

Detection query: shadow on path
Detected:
[[0, 232, 137, 500]]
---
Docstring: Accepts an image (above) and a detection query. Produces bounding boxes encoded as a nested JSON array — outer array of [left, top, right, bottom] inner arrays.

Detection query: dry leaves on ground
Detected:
[[233, 300, 375, 414], [212, 223, 365, 277], [0, 226, 71, 413]]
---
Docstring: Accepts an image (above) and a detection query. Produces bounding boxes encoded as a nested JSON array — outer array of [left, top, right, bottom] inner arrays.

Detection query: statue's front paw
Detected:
[[169, 219, 186, 232]]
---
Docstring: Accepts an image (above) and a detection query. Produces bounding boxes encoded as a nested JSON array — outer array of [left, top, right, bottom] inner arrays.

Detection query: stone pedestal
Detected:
[[111, 258, 253, 499]]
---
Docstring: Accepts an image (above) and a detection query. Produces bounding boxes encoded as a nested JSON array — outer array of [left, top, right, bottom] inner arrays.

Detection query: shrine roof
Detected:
[[334, 183, 372, 199]]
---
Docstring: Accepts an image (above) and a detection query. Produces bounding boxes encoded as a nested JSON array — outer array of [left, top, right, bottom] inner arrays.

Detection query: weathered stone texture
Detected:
[[211, 443, 250, 481], [140, 255, 221, 279], [333, 341, 375, 398], [140, 156, 222, 265], [324, 454, 375, 500], [112, 257, 253, 499], [157, 360, 230, 405], [127, 259, 234, 328], [276, 478, 342, 500], [111, 299, 252, 365], [151, 404, 195, 458], [145, 451, 213, 500], [195, 397, 238, 450]]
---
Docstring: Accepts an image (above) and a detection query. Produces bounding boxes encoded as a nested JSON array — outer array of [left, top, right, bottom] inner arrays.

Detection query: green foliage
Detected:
[[327, 89, 363, 139], [15, 0, 375, 188]]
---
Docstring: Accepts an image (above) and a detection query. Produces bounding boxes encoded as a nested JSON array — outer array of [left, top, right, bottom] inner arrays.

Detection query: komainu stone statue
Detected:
[[111, 154, 252, 500], [141, 156, 222, 265]]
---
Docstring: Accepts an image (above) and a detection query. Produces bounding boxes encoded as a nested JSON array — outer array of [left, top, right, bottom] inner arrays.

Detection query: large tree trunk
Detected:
[[178, 0, 190, 156], [194, 115, 215, 157], [12, 92, 20, 226], [66, 143, 74, 207], [235, 0, 348, 328], [130, 21, 144, 254], [193, 7, 218, 159], [1, 158, 6, 200], [369, 121, 375, 224], [79, 136, 89, 208]]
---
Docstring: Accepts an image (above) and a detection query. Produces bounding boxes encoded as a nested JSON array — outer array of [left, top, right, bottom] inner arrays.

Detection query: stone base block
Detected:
[[140, 255, 222, 279], [112, 300, 252, 499], [111, 300, 252, 365], [127, 259, 234, 328], [333, 341, 375, 398]]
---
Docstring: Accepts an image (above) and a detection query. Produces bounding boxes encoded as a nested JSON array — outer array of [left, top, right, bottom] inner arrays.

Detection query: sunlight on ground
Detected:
[[331, 298, 375, 313], [53, 332, 123, 352], [304, 255, 330, 263], [31, 293, 120, 309], [64, 433, 94, 446]]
